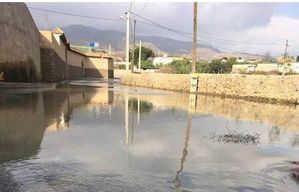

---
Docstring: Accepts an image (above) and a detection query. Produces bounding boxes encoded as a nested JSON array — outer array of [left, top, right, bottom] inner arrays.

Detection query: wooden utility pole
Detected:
[[191, 2, 198, 73], [284, 39, 289, 59], [138, 40, 142, 70], [283, 39, 289, 76], [131, 19, 136, 72], [125, 12, 130, 71]]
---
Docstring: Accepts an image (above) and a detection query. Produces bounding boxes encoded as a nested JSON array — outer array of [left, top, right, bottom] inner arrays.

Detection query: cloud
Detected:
[[212, 16, 299, 56], [198, 3, 276, 35]]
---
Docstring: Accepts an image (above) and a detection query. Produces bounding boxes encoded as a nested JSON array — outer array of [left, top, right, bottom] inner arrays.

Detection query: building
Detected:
[[40, 27, 114, 82], [232, 62, 299, 74], [152, 54, 183, 66], [236, 57, 245, 63]]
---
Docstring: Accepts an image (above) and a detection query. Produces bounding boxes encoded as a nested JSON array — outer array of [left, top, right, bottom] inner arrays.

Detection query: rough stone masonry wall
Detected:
[[40, 48, 67, 82], [0, 3, 41, 82], [119, 73, 299, 104]]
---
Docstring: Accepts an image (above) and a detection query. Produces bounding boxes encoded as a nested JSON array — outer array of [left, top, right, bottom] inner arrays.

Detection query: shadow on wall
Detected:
[[40, 29, 114, 82], [0, 58, 38, 82]]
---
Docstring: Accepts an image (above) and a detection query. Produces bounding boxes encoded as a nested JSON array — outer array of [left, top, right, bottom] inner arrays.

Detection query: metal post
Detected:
[[108, 43, 111, 55], [138, 40, 142, 70]]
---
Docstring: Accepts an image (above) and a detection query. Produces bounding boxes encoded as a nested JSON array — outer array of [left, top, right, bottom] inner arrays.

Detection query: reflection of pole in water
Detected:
[[109, 105, 112, 120], [137, 98, 140, 125], [125, 94, 129, 146], [174, 112, 192, 188], [124, 94, 134, 169], [130, 98, 135, 144]]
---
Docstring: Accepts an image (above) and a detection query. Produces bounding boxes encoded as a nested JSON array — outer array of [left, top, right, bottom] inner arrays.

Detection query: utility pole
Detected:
[[191, 2, 198, 73], [131, 19, 136, 72], [125, 11, 130, 71], [283, 39, 289, 76], [284, 39, 289, 59], [138, 40, 142, 70], [45, 11, 48, 30], [108, 43, 111, 55]]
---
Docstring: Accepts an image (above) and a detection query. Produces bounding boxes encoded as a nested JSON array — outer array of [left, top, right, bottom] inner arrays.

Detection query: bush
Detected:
[[116, 64, 126, 69], [167, 59, 191, 74], [196, 59, 233, 74], [141, 60, 155, 69]]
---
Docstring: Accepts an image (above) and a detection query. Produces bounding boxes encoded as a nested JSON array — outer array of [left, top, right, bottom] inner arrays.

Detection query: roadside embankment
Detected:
[[118, 72, 299, 104]]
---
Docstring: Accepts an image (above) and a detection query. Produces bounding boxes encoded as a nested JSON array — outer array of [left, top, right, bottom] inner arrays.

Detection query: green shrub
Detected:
[[167, 59, 191, 74]]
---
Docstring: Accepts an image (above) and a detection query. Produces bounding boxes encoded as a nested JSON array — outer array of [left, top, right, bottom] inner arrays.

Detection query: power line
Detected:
[[129, 13, 264, 53], [28, 6, 291, 54], [130, 11, 190, 36], [137, 2, 149, 15], [130, 11, 192, 39], [130, 11, 286, 47], [28, 7, 122, 22], [198, 34, 285, 46], [129, 2, 133, 12]]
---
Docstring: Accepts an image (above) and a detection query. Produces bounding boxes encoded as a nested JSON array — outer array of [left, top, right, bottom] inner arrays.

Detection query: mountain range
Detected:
[[61, 25, 266, 61]]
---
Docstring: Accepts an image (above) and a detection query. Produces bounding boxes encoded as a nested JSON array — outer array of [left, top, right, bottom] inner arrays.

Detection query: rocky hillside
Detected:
[[62, 24, 266, 61]]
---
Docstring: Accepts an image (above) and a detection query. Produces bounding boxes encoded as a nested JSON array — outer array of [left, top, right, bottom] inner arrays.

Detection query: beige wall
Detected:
[[0, 3, 41, 81], [67, 50, 84, 67], [85, 57, 110, 70], [40, 30, 113, 78], [40, 31, 114, 78], [119, 73, 299, 104], [40, 31, 52, 48]]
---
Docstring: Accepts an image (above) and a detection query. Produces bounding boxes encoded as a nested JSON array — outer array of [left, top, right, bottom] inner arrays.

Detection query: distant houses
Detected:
[[151, 54, 183, 66]]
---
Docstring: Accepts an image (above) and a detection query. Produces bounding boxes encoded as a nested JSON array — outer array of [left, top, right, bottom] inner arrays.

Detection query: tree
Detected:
[[196, 58, 234, 74], [168, 59, 191, 74], [196, 60, 209, 73], [129, 46, 155, 65]]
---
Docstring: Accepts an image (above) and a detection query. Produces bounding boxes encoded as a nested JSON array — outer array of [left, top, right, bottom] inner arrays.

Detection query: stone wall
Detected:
[[120, 73, 190, 91], [119, 73, 299, 104], [40, 48, 67, 82], [0, 3, 41, 82]]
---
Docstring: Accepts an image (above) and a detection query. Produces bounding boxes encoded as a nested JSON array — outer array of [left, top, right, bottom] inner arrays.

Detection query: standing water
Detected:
[[0, 81, 298, 192]]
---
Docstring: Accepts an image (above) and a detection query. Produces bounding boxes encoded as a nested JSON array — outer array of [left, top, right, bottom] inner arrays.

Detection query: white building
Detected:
[[236, 58, 245, 63], [152, 54, 183, 66], [290, 63, 299, 73]]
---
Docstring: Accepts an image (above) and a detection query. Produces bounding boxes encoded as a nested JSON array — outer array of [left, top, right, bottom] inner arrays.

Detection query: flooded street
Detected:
[[0, 81, 299, 192]]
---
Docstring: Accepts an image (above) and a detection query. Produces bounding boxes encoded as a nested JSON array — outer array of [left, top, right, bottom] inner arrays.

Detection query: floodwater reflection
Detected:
[[0, 84, 298, 192]]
